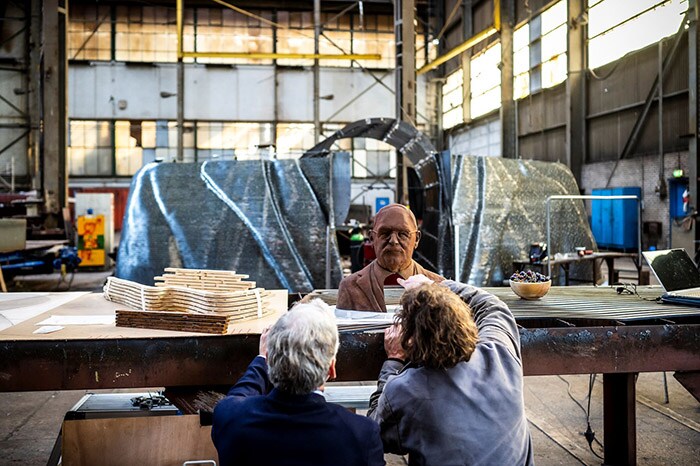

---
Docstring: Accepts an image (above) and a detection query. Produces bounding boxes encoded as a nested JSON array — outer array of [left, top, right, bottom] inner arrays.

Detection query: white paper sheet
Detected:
[[333, 308, 396, 328], [33, 325, 64, 334], [0, 292, 89, 331], [36, 315, 115, 326]]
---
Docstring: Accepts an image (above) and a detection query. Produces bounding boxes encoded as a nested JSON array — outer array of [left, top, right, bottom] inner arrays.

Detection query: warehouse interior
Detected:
[[0, 0, 699, 465]]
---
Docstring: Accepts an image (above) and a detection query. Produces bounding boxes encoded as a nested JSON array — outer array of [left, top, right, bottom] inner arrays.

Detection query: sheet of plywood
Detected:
[[62, 415, 217, 466], [0, 290, 287, 340]]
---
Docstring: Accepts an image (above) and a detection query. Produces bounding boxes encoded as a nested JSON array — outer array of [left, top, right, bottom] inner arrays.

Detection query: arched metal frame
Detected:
[[303, 118, 453, 276]]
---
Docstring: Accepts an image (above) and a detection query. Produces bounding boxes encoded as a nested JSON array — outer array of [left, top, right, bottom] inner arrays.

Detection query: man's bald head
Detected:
[[374, 204, 417, 229], [371, 204, 421, 272]]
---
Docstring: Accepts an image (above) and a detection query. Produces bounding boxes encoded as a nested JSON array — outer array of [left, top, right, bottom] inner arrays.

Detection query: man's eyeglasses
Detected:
[[372, 229, 417, 242]]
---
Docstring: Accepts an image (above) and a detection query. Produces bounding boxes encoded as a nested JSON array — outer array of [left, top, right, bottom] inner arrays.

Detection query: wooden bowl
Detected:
[[509, 280, 551, 300]]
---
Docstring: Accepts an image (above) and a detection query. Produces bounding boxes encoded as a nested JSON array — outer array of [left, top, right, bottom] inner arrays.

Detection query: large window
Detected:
[[588, 0, 688, 69], [351, 138, 396, 179], [470, 43, 501, 119], [197, 122, 274, 160], [442, 68, 464, 130], [513, 0, 567, 99], [69, 120, 397, 178], [68, 6, 407, 69], [68, 121, 112, 176], [276, 123, 316, 158], [194, 8, 273, 65], [68, 5, 112, 60], [351, 14, 395, 69], [114, 6, 181, 62]]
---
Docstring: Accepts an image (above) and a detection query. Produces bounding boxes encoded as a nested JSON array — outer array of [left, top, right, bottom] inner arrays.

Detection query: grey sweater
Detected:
[[368, 280, 534, 466]]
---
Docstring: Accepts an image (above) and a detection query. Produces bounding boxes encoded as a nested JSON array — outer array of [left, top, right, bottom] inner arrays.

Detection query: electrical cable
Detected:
[[558, 374, 604, 460], [613, 282, 662, 302], [584, 374, 605, 459]]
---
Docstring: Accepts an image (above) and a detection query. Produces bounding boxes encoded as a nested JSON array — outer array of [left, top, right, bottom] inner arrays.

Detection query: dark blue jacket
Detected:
[[212, 356, 385, 466]]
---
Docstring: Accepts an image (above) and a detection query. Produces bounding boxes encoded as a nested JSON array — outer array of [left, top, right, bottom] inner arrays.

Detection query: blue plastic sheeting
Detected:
[[116, 156, 350, 292], [452, 155, 597, 286]]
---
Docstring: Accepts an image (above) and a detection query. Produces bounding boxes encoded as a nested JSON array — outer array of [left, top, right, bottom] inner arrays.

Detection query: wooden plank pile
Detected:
[[103, 269, 273, 334]]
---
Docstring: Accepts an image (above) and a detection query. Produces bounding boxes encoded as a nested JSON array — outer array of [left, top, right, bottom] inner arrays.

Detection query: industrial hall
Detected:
[[0, 0, 698, 464]]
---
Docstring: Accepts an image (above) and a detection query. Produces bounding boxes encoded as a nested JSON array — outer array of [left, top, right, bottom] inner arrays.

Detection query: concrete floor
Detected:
[[1, 264, 699, 465]]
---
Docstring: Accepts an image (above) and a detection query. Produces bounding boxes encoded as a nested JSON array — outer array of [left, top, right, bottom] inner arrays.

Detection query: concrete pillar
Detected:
[[41, 0, 68, 212]]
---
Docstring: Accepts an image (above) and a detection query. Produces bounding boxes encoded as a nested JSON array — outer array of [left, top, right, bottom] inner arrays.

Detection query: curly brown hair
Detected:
[[398, 284, 478, 369]]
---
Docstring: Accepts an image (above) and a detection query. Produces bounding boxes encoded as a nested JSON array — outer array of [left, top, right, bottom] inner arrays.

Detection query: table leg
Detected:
[[560, 264, 570, 286], [0, 268, 6, 292], [603, 373, 637, 465], [605, 258, 617, 284], [593, 259, 599, 284]]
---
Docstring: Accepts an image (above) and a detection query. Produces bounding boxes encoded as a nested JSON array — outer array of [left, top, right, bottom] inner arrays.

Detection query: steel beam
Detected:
[[179, 51, 381, 60], [394, 0, 415, 205], [1, 322, 699, 392], [689, 2, 699, 250], [21, 0, 39, 191], [416, 27, 498, 75], [566, 0, 585, 185], [313, 0, 320, 144], [499, 0, 515, 158]]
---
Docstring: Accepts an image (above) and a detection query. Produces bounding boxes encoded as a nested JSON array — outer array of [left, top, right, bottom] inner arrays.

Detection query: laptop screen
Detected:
[[643, 249, 700, 292]]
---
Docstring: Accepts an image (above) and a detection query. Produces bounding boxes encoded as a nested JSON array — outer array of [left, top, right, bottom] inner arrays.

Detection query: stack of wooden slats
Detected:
[[103, 270, 272, 334], [154, 267, 256, 291]]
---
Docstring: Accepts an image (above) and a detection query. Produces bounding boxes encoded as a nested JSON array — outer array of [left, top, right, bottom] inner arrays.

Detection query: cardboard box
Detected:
[[0, 218, 26, 252]]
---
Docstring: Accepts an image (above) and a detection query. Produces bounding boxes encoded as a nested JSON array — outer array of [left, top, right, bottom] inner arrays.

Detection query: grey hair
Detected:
[[267, 299, 339, 395]]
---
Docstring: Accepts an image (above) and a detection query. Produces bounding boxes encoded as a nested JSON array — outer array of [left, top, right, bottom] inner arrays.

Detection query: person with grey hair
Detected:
[[211, 299, 385, 466]]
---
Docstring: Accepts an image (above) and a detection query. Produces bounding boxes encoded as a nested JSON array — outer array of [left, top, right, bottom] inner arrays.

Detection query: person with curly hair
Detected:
[[368, 275, 534, 465]]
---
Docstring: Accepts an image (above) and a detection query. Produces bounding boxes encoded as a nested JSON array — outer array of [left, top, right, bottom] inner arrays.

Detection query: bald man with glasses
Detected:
[[336, 204, 444, 312]]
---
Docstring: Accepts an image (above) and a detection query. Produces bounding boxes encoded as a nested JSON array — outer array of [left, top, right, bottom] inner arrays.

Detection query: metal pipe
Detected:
[[325, 225, 332, 289], [176, 0, 184, 163], [417, 27, 498, 75], [514, 98, 519, 157], [546, 195, 642, 278], [658, 40, 666, 199], [314, 0, 320, 144], [180, 51, 380, 60], [327, 152, 336, 289], [454, 224, 460, 280]]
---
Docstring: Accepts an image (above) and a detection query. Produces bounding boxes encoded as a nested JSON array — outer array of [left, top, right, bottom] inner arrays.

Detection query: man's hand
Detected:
[[258, 327, 270, 357], [384, 323, 407, 361], [397, 274, 434, 290]]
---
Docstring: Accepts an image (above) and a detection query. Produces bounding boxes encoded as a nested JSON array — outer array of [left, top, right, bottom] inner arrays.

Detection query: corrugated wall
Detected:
[[586, 36, 689, 162], [446, 1, 690, 166]]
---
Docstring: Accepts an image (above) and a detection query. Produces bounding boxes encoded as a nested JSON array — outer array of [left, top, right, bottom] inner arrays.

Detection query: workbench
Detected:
[[1, 287, 699, 466], [513, 251, 645, 285]]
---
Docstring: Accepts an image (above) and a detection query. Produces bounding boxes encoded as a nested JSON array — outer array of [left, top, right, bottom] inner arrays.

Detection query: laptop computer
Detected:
[[642, 248, 700, 305]]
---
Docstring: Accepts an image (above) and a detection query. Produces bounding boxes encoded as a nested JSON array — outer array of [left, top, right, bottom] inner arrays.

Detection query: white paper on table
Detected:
[[33, 325, 64, 334], [36, 315, 115, 326], [333, 308, 396, 326], [0, 292, 89, 327]]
